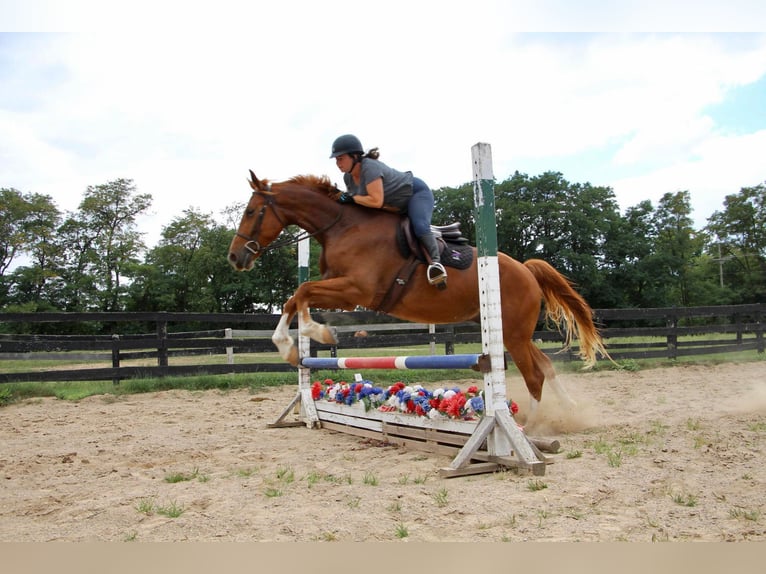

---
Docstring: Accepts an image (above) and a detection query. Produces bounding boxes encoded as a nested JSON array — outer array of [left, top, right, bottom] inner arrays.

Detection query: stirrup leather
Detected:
[[427, 262, 447, 286]]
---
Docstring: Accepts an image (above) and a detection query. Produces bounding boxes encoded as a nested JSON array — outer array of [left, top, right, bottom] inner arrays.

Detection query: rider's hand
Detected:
[[338, 192, 354, 204]]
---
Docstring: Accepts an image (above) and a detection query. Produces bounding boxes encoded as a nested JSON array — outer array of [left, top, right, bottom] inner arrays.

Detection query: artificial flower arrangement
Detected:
[[311, 378, 519, 421]]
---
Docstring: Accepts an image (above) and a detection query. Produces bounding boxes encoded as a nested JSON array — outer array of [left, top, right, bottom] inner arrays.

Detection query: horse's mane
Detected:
[[286, 174, 337, 198]]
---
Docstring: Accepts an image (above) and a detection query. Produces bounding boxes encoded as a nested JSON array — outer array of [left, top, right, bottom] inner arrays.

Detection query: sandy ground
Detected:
[[1, 361, 766, 542]]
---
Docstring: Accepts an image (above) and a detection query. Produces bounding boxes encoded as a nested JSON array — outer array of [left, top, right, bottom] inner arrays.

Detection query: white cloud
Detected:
[[1, 17, 766, 251], [610, 129, 766, 225]]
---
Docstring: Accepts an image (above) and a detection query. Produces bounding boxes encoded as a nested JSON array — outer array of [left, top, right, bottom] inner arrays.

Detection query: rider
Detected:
[[329, 134, 447, 287]]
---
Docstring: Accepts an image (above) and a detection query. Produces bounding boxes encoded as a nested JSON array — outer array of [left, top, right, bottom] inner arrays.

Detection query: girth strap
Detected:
[[369, 256, 421, 314]]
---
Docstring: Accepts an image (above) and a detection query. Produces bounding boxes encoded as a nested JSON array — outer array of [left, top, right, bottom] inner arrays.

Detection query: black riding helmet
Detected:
[[330, 134, 364, 158]]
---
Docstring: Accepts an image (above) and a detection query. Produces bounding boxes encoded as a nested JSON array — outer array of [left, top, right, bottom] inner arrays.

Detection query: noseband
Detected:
[[235, 184, 344, 256], [235, 187, 281, 256]]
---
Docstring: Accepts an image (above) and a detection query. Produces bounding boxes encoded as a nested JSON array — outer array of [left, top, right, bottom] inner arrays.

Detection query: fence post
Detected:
[[429, 323, 436, 355], [111, 334, 121, 386], [225, 328, 234, 365], [444, 325, 455, 355], [757, 304, 764, 354], [666, 309, 678, 359], [157, 320, 168, 367]]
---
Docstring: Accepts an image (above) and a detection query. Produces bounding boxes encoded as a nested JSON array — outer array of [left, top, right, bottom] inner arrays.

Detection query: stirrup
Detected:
[[427, 262, 447, 286]]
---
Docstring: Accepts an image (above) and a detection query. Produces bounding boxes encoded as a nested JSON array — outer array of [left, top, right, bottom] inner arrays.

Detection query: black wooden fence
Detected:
[[0, 304, 763, 385]]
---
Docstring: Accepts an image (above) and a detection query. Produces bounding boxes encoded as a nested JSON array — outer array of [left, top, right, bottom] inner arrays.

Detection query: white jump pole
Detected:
[[268, 238, 319, 429], [442, 143, 543, 475]]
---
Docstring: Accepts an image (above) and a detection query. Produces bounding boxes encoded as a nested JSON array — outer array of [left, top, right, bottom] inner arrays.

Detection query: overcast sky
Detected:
[[2, 1, 766, 250]]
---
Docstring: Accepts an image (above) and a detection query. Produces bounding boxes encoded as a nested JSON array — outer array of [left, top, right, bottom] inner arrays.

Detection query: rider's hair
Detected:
[[362, 147, 380, 160]]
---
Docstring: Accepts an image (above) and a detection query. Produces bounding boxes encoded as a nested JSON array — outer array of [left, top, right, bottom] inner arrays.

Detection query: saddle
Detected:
[[370, 219, 475, 313], [396, 219, 474, 270]]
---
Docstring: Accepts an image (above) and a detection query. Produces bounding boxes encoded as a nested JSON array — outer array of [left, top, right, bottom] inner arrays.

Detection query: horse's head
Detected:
[[228, 170, 287, 271]]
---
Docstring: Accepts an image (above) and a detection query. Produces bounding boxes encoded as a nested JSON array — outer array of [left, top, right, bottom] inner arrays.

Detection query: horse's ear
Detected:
[[248, 170, 262, 191]]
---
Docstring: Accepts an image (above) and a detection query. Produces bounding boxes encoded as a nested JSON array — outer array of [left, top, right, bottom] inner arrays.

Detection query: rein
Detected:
[[236, 187, 344, 256]]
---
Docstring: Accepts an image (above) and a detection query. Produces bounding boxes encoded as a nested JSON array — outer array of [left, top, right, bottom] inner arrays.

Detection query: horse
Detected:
[[228, 170, 609, 417]]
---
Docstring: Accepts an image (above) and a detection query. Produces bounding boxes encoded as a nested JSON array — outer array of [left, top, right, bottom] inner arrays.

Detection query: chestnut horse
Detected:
[[228, 171, 609, 414]]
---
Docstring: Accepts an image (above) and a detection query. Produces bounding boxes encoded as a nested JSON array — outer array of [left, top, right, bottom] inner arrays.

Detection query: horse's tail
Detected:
[[523, 258, 610, 368]]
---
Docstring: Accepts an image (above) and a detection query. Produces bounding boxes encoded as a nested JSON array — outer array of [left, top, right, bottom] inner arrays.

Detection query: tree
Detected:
[[600, 200, 658, 307], [705, 182, 766, 302], [66, 179, 151, 311], [650, 191, 705, 307], [0, 188, 62, 307]]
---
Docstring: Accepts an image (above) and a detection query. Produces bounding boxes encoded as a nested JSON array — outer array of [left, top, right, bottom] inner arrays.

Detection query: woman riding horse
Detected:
[[329, 134, 447, 287]]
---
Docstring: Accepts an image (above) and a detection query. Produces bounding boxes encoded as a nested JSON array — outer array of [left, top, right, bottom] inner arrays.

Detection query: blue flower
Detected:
[[469, 396, 484, 413]]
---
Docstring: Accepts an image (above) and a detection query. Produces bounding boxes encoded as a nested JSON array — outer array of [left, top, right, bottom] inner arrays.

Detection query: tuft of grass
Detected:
[[693, 435, 709, 449], [305, 471, 322, 487], [729, 507, 761, 521], [320, 531, 338, 541], [685, 418, 702, 431], [276, 465, 294, 484], [616, 359, 640, 372], [164, 467, 200, 483], [136, 498, 154, 515], [527, 479, 548, 492], [591, 437, 611, 455], [0, 386, 13, 407], [347, 496, 361, 509], [264, 487, 282, 498], [747, 421, 766, 433], [432, 487, 449, 507], [671, 492, 698, 507], [362, 472, 378, 486], [565, 450, 582, 459], [235, 467, 258, 478], [606, 450, 623, 467], [395, 523, 409, 539], [648, 420, 669, 436], [387, 501, 402, 513], [155, 500, 185, 518]]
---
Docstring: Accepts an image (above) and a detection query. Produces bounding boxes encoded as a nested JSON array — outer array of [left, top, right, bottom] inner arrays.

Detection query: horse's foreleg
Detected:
[[272, 297, 299, 366], [274, 278, 363, 365]]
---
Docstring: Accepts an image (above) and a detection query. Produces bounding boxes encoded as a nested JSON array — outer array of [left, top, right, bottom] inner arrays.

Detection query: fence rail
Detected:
[[0, 304, 762, 385]]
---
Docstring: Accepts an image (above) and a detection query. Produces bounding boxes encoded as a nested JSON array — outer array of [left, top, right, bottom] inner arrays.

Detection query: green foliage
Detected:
[[3, 174, 765, 317]]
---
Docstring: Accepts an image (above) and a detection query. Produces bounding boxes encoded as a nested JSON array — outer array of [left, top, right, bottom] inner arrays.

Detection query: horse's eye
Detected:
[[246, 209, 255, 217]]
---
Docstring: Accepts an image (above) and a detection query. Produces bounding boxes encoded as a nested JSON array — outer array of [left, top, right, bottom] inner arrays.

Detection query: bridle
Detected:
[[235, 184, 344, 256]]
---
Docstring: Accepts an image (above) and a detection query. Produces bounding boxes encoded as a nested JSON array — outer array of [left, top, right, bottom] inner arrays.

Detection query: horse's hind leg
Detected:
[[530, 344, 576, 409], [505, 339, 576, 425]]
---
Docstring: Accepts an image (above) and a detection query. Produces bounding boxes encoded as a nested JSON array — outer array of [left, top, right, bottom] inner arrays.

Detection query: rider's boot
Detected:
[[419, 233, 447, 287]]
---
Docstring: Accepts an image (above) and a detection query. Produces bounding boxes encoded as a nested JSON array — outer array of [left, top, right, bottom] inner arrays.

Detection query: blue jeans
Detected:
[[408, 177, 434, 238]]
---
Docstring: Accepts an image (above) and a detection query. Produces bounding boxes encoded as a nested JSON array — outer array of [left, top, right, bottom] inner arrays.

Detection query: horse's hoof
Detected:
[[286, 346, 300, 367]]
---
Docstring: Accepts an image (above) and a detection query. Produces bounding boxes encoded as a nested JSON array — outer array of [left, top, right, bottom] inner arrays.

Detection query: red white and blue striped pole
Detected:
[[301, 353, 487, 371]]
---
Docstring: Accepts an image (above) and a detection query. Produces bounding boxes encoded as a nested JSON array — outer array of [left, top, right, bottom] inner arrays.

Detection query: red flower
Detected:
[[311, 381, 322, 400], [443, 394, 467, 418], [324, 378, 334, 386], [510, 401, 519, 414], [354, 383, 363, 394], [467, 385, 479, 396]]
